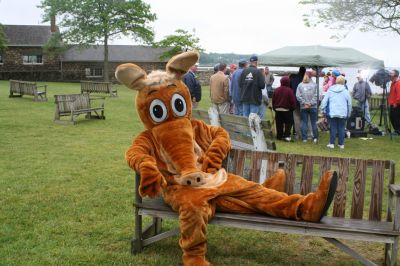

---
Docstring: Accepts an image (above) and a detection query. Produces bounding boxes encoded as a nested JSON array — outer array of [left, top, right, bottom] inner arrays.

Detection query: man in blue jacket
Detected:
[[183, 63, 202, 109], [239, 55, 265, 117], [230, 59, 248, 116]]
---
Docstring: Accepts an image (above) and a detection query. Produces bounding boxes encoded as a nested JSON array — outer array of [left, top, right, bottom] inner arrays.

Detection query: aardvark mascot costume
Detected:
[[116, 51, 337, 266]]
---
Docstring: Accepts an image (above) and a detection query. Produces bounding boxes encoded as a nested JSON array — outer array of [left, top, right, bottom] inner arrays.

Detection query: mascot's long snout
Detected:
[[151, 118, 227, 188]]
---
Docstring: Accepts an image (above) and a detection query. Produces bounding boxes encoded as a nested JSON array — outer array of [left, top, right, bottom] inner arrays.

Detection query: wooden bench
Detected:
[[54, 93, 105, 125], [9, 80, 47, 101], [132, 149, 400, 265], [80, 80, 117, 97], [192, 108, 276, 151]]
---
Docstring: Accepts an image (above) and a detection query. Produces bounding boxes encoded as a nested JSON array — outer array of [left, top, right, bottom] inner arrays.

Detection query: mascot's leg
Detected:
[[262, 168, 287, 192], [216, 171, 337, 222], [164, 185, 217, 266]]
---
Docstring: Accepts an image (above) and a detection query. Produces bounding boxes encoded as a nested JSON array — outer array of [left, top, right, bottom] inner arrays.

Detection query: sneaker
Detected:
[[338, 145, 344, 149], [326, 144, 334, 149], [284, 137, 291, 142], [313, 138, 318, 144]]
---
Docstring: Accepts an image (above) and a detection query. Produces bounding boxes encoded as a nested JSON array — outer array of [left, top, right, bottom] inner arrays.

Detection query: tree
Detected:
[[301, 0, 400, 39], [39, 0, 156, 81], [0, 23, 7, 51], [154, 29, 203, 60]]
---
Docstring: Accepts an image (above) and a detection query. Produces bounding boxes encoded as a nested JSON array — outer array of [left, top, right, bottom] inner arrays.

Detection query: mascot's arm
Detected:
[[125, 131, 166, 198], [192, 119, 231, 173]]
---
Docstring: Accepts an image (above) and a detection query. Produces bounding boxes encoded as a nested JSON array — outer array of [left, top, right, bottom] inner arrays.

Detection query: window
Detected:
[[85, 67, 103, 77], [0, 54, 3, 64], [23, 55, 43, 64]]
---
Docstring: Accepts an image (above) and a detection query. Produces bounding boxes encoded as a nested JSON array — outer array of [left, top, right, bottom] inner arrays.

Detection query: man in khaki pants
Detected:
[[210, 63, 230, 114]]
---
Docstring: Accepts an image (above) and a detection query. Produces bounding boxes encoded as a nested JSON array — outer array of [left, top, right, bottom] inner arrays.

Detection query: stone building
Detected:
[[0, 24, 168, 82]]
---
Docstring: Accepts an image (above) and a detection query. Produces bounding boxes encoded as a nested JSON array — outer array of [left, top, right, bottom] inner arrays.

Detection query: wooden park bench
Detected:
[[54, 93, 105, 125], [132, 149, 400, 265], [80, 80, 117, 97], [9, 80, 47, 101], [192, 108, 276, 151]]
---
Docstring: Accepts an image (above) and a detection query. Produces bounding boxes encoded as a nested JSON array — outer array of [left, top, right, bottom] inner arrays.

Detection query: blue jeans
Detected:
[[356, 100, 371, 125], [328, 117, 347, 145], [233, 101, 243, 116], [242, 103, 260, 117], [258, 103, 267, 119], [300, 108, 318, 140]]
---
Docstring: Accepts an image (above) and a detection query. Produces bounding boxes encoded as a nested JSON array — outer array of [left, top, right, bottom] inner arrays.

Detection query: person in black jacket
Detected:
[[183, 63, 202, 109], [239, 55, 265, 117]]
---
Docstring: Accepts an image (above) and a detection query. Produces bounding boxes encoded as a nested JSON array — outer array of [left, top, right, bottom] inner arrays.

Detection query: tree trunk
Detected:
[[103, 35, 109, 82]]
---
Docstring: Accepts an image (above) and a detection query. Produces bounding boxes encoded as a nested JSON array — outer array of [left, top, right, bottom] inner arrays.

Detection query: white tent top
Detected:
[[259, 45, 384, 69]]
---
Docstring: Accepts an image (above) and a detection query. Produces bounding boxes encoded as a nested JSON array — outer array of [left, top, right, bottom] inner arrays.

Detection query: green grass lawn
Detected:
[[1, 80, 399, 265]]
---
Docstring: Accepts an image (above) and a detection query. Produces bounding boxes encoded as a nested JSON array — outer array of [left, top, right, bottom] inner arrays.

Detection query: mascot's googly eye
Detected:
[[149, 99, 168, 123], [171, 93, 187, 117]]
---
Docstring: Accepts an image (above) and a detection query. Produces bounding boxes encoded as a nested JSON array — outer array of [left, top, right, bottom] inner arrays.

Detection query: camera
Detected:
[[369, 69, 390, 87]]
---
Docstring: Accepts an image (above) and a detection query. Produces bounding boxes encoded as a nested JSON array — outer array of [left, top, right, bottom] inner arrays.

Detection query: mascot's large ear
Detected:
[[166, 50, 199, 79], [115, 63, 147, 90]]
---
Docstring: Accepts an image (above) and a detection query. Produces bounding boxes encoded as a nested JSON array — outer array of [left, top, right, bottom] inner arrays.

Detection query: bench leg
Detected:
[[324, 238, 377, 266], [385, 237, 399, 266]]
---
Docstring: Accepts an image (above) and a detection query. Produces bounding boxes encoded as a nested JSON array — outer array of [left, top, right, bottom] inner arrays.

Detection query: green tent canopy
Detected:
[[259, 45, 384, 69]]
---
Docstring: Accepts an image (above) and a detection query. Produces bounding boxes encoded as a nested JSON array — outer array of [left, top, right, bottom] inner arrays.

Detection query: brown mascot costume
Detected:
[[116, 51, 338, 266]]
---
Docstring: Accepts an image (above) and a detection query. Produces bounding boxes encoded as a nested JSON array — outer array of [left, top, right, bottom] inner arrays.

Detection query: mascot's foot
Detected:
[[262, 168, 287, 192], [183, 255, 211, 266], [297, 171, 338, 222]]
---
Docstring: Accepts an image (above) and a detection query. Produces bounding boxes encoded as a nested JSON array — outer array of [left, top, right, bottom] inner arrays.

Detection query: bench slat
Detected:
[[137, 198, 400, 237], [284, 153, 297, 195], [369, 160, 385, 221], [300, 155, 314, 195], [351, 159, 367, 219], [333, 158, 350, 218]]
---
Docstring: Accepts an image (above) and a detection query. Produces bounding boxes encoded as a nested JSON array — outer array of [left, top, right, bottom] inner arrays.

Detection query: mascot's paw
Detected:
[[174, 168, 227, 188], [139, 162, 167, 198]]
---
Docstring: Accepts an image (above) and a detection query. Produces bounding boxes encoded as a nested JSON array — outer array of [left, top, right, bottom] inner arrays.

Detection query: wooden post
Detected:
[[248, 113, 268, 183], [208, 107, 220, 126]]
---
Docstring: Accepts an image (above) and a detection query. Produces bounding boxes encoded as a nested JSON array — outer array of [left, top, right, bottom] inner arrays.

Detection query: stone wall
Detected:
[[196, 69, 213, 86], [0, 47, 61, 81]]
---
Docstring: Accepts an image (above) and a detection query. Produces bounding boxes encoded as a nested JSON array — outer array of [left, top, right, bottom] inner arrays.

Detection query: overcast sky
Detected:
[[1, 0, 400, 67]]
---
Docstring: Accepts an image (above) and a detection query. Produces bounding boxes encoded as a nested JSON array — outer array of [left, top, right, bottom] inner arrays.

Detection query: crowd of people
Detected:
[[183, 55, 400, 149]]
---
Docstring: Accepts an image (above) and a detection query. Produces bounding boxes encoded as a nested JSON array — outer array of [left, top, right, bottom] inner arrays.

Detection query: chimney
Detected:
[[50, 15, 57, 33]]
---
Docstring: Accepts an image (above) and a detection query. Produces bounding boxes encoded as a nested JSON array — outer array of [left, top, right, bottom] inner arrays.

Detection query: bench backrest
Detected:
[[54, 94, 90, 113], [224, 149, 395, 222], [81, 81, 112, 94], [192, 109, 276, 151], [10, 80, 37, 95]]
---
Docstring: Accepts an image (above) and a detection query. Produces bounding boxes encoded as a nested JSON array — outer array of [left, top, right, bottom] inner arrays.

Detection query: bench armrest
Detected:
[[390, 184, 400, 197], [89, 96, 106, 100]]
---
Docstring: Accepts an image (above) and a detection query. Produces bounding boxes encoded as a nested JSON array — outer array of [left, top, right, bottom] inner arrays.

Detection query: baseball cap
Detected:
[[332, 70, 341, 77], [230, 64, 237, 70], [249, 55, 258, 62], [238, 58, 248, 65]]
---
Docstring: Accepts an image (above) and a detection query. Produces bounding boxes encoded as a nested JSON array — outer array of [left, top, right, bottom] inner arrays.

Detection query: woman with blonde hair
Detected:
[[296, 74, 318, 143], [320, 75, 352, 149]]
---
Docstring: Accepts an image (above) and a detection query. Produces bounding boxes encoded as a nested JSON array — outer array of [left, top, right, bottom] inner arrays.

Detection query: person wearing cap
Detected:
[[352, 71, 372, 126], [230, 59, 248, 116], [239, 55, 265, 117], [388, 69, 400, 134], [210, 63, 230, 114], [183, 63, 202, 109]]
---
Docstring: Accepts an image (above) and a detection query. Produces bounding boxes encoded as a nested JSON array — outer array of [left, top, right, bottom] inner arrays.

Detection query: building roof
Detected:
[[62, 45, 169, 63], [4, 25, 53, 47]]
